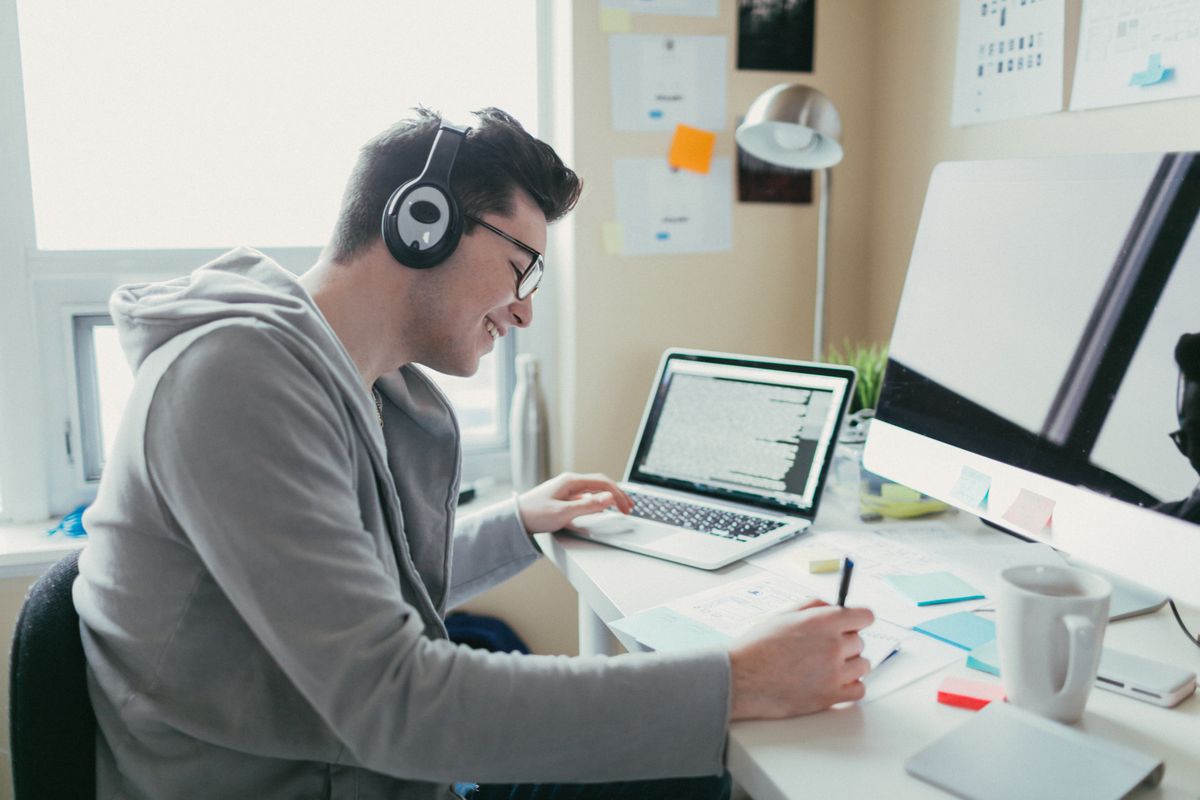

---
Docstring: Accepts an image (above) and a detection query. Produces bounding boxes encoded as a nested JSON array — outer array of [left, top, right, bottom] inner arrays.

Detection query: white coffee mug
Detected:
[[996, 564, 1112, 723]]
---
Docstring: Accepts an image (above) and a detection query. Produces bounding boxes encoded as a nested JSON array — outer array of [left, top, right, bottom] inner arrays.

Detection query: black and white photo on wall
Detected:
[[737, 0, 816, 73], [737, 141, 813, 204]]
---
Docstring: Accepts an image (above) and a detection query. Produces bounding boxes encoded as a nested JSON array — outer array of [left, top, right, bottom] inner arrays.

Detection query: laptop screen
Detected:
[[626, 351, 855, 516]]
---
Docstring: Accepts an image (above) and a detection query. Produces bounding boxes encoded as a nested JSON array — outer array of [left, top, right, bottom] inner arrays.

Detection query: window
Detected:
[[0, 0, 561, 520], [72, 316, 135, 482]]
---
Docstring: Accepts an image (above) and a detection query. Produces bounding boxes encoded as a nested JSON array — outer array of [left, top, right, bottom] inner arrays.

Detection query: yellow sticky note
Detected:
[[881, 482, 922, 502], [797, 550, 841, 574], [601, 222, 623, 254], [667, 124, 717, 174], [600, 7, 631, 32]]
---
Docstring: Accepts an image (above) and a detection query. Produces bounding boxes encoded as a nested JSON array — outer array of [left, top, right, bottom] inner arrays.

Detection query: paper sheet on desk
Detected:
[[609, 573, 952, 703], [746, 526, 1068, 626]]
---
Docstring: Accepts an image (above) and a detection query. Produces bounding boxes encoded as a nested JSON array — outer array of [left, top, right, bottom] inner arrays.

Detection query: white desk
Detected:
[[534, 501, 1200, 799]]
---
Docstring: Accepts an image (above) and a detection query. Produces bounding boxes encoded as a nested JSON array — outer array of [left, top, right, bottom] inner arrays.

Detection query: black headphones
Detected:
[[381, 122, 471, 269]]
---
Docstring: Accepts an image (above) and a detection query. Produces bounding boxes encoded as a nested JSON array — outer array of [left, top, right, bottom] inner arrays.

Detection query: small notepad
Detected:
[[913, 612, 996, 651], [966, 640, 1001, 677], [885, 571, 984, 606], [906, 701, 1164, 800]]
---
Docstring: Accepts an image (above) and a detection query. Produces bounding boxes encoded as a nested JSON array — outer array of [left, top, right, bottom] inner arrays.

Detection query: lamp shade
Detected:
[[735, 83, 843, 169]]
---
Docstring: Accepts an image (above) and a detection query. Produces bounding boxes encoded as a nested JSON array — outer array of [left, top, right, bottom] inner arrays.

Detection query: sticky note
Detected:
[[966, 639, 1001, 677], [667, 124, 717, 174], [601, 222, 623, 254], [937, 676, 1006, 710], [798, 550, 841, 574], [885, 572, 985, 606], [881, 482, 922, 502], [599, 7, 631, 32], [1001, 489, 1055, 533], [913, 612, 996, 651], [950, 465, 991, 510], [1129, 52, 1174, 87]]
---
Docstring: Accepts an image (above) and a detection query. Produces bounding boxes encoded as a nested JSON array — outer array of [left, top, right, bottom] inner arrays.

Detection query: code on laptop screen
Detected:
[[629, 357, 850, 512]]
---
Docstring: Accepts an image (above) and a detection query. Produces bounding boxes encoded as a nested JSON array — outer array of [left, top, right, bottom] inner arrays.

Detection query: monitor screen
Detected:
[[865, 152, 1200, 605]]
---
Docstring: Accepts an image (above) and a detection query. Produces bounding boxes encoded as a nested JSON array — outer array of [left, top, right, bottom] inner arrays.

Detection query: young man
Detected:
[[1157, 332, 1200, 524], [75, 108, 873, 799]]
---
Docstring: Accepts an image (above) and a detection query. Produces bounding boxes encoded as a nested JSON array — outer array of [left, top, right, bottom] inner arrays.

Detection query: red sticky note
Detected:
[[668, 124, 717, 174], [1000, 488, 1055, 533], [937, 676, 1006, 711]]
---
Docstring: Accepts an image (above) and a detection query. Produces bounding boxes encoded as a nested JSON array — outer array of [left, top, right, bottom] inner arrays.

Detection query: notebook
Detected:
[[567, 349, 856, 569], [905, 701, 1164, 800]]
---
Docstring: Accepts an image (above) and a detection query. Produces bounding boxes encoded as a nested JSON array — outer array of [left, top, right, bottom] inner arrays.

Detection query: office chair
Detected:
[[9, 549, 96, 799]]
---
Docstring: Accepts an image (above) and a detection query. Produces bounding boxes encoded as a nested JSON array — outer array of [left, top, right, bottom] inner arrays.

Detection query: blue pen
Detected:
[[836, 558, 855, 607]]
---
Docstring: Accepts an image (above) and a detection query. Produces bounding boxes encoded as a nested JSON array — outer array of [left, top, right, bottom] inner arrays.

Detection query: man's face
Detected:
[[410, 191, 547, 377], [1180, 379, 1200, 475]]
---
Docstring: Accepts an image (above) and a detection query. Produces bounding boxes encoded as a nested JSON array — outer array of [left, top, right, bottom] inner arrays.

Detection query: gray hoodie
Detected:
[[74, 248, 731, 799]]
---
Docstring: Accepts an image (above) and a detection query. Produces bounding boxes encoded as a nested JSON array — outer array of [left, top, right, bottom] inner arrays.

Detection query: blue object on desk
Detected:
[[47, 504, 89, 538], [1129, 53, 1174, 87], [966, 639, 1001, 677], [885, 571, 984, 606], [913, 611, 995, 651]]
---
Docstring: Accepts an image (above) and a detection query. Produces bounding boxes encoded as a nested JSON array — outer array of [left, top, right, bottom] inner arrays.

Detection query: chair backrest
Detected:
[[9, 549, 95, 799]]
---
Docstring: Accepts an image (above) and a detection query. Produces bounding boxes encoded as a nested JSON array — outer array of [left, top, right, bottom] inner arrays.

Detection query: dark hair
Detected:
[[1177, 332, 1200, 383], [327, 107, 582, 263]]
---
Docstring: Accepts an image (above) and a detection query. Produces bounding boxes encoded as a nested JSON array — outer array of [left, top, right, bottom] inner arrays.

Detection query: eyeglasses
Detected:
[[1170, 428, 1188, 455], [466, 214, 544, 300]]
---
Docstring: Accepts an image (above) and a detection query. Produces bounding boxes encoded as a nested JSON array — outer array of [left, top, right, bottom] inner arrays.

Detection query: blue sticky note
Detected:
[[885, 571, 985, 606], [610, 607, 731, 652], [913, 611, 996, 651], [1130, 53, 1174, 86], [967, 639, 1001, 677]]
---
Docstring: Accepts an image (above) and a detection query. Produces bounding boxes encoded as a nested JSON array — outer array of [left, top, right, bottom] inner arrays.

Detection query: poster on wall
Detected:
[[601, 0, 719, 17], [737, 0, 816, 72], [950, 0, 1065, 127], [613, 157, 734, 256], [609, 34, 727, 132], [737, 146, 813, 204], [1070, 0, 1200, 111]]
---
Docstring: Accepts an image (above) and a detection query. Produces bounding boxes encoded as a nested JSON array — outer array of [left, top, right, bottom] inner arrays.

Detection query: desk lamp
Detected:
[[735, 83, 843, 361]]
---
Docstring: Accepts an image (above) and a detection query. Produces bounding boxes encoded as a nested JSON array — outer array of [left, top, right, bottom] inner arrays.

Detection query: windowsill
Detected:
[[0, 520, 85, 574], [0, 482, 516, 577]]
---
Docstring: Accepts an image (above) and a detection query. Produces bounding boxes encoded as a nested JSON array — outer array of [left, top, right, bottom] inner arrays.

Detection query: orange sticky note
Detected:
[[667, 124, 717, 174]]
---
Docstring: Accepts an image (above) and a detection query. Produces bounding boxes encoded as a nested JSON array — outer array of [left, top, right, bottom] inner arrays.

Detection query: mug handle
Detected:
[[1055, 614, 1095, 697]]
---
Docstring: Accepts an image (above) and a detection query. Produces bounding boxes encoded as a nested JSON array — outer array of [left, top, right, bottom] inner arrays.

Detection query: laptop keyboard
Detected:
[[626, 490, 788, 542]]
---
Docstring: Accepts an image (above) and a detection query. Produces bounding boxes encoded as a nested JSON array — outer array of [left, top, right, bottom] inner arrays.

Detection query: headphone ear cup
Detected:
[[382, 180, 463, 269]]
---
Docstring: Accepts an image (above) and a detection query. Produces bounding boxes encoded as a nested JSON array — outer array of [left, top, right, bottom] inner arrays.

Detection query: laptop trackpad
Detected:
[[572, 513, 668, 542]]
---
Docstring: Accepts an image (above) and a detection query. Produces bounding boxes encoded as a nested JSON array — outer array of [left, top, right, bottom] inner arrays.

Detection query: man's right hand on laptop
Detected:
[[727, 599, 875, 720]]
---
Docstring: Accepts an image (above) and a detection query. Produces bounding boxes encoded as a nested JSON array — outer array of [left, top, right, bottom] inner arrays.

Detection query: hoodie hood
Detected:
[[110, 247, 335, 373]]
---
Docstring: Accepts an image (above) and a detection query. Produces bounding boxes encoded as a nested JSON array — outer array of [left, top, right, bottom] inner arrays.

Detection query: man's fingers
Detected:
[[842, 656, 871, 683], [796, 598, 827, 611], [564, 479, 633, 513], [569, 491, 615, 512], [836, 606, 875, 632], [837, 678, 868, 703], [840, 632, 865, 659]]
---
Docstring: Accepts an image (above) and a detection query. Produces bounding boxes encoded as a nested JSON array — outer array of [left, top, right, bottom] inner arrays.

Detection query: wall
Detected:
[[866, 0, 1200, 343], [464, 0, 880, 655]]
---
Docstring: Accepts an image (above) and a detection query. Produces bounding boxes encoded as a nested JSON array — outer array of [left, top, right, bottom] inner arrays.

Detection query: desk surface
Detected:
[[534, 501, 1200, 800]]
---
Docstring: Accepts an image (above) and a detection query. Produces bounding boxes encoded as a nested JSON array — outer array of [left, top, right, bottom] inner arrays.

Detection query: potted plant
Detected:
[[824, 340, 948, 520]]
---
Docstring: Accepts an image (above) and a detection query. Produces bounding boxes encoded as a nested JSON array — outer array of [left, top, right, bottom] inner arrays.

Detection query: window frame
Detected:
[[0, 0, 568, 522]]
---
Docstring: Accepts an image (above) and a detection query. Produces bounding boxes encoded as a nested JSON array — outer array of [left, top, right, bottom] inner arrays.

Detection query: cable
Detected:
[[1168, 599, 1200, 649]]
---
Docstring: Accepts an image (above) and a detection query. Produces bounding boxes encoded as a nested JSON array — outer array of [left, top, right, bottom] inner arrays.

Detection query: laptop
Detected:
[[568, 349, 857, 570]]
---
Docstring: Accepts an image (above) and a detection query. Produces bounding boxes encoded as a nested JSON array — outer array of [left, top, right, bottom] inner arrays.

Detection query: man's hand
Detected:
[[728, 599, 875, 720], [516, 472, 635, 534]]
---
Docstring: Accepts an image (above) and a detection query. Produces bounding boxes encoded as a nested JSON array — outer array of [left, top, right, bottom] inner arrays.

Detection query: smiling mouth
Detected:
[[484, 316, 501, 340]]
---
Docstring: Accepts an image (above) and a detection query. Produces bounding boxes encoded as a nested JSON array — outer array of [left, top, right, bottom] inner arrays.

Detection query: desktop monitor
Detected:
[[863, 151, 1200, 607]]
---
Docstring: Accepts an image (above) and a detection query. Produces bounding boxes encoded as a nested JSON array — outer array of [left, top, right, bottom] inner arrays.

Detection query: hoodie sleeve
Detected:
[[144, 323, 731, 784], [448, 497, 540, 609]]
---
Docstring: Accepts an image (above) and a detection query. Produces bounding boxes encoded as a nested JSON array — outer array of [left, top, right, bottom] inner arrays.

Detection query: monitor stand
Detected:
[[978, 518, 1168, 620], [1063, 555, 1169, 621]]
